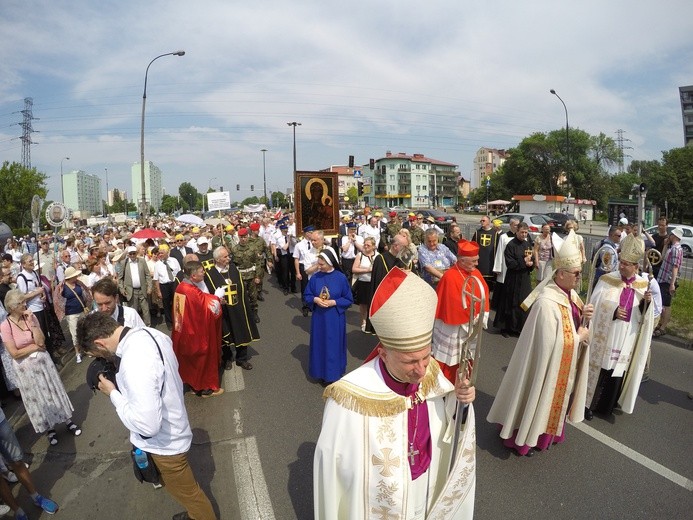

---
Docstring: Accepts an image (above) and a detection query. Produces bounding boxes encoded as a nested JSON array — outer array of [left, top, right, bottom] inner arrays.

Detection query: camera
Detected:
[[86, 357, 119, 392]]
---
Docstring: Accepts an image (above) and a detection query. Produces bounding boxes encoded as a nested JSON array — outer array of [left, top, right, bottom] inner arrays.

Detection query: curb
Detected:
[[655, 333, 693, 351]]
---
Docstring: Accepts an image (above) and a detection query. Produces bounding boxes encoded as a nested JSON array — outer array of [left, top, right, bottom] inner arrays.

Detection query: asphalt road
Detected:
[[6, 277, 692, 519]]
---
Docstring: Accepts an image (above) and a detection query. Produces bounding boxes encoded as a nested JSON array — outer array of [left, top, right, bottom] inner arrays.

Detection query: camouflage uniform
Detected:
[[409, 225, 425, 246], [384, 221, 402, 245], [232, 240, 263, 316], [248, 234, 271, 300]]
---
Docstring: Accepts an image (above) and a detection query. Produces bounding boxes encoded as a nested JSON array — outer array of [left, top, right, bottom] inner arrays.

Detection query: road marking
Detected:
[[573, 421, 693, 491], [233, 408, 243, 435], [231, 436, 276, 520], [225, 366, 245, 392]]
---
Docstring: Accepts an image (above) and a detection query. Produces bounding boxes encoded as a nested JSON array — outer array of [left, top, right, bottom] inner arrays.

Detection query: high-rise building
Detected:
[[679, 85, 693, 146], [363, 151, 460, 209], [108, 189, 128, 206], [131, 161, 163, 212], [472, 148, 508, 189], [62, 170, 102, 216]]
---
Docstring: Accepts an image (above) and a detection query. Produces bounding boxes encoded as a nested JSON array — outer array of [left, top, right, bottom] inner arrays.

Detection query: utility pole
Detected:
[[615, 129, 633, 174], [18, 97, 39, 169]]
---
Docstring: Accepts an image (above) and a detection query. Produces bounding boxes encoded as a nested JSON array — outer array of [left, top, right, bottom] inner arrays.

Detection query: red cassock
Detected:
[[172, 281, 223, 392]]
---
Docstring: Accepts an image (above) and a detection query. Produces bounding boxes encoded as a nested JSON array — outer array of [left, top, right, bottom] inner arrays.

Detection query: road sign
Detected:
[[353, 170, 362, 178]]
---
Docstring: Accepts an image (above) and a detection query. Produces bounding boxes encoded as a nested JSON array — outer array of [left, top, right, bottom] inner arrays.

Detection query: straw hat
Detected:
[[64, 266, 82, 280], [369, 268, 437, 352]]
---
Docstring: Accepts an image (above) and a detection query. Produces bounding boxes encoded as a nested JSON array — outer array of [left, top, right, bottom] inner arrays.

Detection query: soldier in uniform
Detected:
[[232, 228, 263, 323], [383, 211, 402, 247], [204, 246, 258, 370], [248, 222, 270, 302], [409, 215, 425, 246]]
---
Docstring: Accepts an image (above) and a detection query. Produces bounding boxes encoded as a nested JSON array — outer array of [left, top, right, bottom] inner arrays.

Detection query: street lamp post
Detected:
[[104, 167, 109, 217], [287, 122, 301, 175], [261, 149, 268, 206], [60, 156, 70, 204], [550, 89, 570, 195], [140, 50, 185, 224]]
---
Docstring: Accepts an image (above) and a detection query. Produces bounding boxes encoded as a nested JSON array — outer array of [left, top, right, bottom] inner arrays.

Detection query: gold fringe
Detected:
[[322, 360, 445, 417], [600, 275, 648, 290]]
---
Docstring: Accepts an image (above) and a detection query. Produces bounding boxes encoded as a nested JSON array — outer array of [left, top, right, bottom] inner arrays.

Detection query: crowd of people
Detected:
[[0, 207, 684, 519]]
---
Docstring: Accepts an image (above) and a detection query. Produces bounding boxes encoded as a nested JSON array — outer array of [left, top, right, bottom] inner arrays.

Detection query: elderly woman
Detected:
[[563, 220, 586, 264], [304, 250, 353, 385], [0, 290, 81, 445], [352, 237, 379, 332], [53, 266, 92, 364]]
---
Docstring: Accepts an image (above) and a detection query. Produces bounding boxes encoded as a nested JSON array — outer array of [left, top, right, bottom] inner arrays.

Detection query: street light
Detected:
[[104, 167, 109, 217], [550, 88, 570, 195], [261, 148, 268, 206], [60, 156, 70, 204], [140, 50, 185, 224], [287, 122, 301, 175]]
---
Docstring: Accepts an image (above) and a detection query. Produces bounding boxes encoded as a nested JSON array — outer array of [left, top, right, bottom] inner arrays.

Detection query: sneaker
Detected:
[[0, 504, 10, 516], [47, 431, 58, 446], [67, 422, 82, 436], [33, 494, 59, 514], [360, 322, 366, 333], [76, 354, 82, 364], [2, 470, 18, 483]]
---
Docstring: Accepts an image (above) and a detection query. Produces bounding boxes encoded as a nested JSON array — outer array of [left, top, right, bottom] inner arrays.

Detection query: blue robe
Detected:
[[304, 270, 353, 382]]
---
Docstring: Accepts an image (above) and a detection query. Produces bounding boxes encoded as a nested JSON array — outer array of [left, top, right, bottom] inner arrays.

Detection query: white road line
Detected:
[[572, 421, 693, 491], [225, 366, 245, 392], [231, 436, 276, 520]]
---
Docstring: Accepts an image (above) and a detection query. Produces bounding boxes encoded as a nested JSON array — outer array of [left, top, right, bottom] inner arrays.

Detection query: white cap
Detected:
[[670, 227, 684, 240], [619, 217, 628, 225], [197, 236, 209, 245], [126, 246, 137, 253]]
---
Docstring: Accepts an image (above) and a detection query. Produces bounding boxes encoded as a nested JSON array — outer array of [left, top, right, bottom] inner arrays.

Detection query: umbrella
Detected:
[[131, 228, 166, 239], [205, 217, 226, 226], [176, 213, 204, 225], [487, 199, 511, 205]]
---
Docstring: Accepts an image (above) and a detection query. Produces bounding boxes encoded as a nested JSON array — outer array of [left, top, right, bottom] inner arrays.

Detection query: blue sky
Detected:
[[1, 0, 691, 201]]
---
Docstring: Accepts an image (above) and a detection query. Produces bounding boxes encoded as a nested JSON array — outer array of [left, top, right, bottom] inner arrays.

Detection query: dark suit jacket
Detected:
[[118, 258, 152, 300], [170, 246, 193, 266]]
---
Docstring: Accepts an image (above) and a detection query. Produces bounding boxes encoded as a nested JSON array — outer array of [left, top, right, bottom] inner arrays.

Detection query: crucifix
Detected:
[[407, 443, 420, 465]]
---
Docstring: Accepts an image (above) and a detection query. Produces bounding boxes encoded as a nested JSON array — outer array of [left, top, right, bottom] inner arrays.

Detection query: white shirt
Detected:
[[186, 237, 199, 253], [273, 233, 291, 256], [340, 234, 363, 260], [16, 269, 44, 313], [110, 327, 192, 456], [128, 260, 142, 289], [293, 238, 312, 266], [359, 224, 381, 248], [110, 305, 147, 328]]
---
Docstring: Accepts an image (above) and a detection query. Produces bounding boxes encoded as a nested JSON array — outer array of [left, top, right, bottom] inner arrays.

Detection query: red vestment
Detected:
[[434, 265, 489, 383], [172, 280, 223, 391]]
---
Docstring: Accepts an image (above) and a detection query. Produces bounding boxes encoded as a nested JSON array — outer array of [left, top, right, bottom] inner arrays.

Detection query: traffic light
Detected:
[[381, 165, 386, 175], [348, 155, 354, 168], [251, 184, 254, 191], [369, 158, 375, 169], [357, 181, 363, 196], [236, 184, 240, 191], [639, 182, 647, 193]]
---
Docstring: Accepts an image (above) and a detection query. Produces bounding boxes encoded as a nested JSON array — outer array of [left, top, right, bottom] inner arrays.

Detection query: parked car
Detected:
[[339, 209, 354, 219], [541, 212, 572, 234], [494, 213, 551, 238], [645, 224, 693, 257]]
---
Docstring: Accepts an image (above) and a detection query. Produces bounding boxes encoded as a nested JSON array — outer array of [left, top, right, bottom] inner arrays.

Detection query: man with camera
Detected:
[[77, 313, 216, 520]]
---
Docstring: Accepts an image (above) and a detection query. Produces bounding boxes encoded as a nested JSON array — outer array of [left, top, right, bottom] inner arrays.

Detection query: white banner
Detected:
[[207, 191, 231, 211]]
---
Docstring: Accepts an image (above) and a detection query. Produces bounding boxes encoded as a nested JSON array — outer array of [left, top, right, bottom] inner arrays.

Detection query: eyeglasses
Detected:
[[563, 270, 582, 278]]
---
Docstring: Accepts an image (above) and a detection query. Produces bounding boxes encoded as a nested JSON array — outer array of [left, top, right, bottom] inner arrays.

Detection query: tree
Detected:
[[655, 146, 693, 221], [270, 191, 287, 208], [179, 182, 200, 212], [160, 194, 182, 214], [241, 196, 260, 205], [0, 161, 48, 229], [106, 189, 136, 214]]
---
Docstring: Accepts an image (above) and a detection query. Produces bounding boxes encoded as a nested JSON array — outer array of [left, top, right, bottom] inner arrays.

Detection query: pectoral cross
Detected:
[[225, 283, 238, 306], [407, 443, 420, 465]]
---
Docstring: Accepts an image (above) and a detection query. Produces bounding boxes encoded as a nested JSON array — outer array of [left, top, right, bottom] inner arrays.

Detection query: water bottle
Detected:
[[133, 448, 148, 469]]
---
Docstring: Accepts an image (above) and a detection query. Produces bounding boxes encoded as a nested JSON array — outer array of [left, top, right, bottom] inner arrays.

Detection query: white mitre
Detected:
[[369, 267, 437, 352], [553, 230, 582, 270]]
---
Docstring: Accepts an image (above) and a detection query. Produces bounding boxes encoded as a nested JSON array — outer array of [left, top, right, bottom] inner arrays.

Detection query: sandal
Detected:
[[652, 328, 666, 338], [47, 430, 58, 446], [67, 422, 82, 436]]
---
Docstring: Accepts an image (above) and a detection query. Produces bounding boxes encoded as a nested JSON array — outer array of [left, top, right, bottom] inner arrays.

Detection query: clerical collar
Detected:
[[621, 275, 636, 286]]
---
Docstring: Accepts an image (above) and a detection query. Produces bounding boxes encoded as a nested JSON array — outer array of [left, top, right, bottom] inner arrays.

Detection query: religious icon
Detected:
[[294, 171, 339, 235], [319, 285, 330, 300]]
